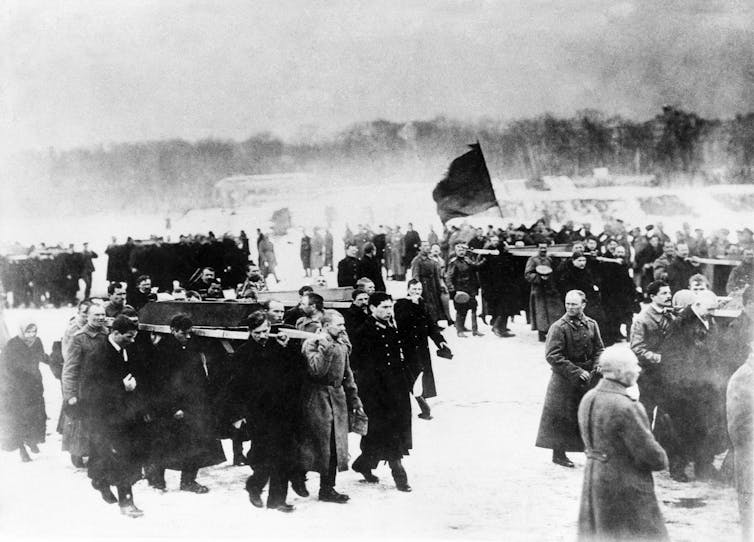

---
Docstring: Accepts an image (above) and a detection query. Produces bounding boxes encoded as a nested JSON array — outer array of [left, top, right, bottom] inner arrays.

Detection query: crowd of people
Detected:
[[0, 264, 449, 518], [0, 216, 753, 539], [0, 243, 98, 308]]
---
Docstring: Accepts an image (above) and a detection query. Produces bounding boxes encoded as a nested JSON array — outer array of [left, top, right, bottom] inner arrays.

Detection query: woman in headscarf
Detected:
[[394, 279, 449, 420], [0, 319, 49, 462]]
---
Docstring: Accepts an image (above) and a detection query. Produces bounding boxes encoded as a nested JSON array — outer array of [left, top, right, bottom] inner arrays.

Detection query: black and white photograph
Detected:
[[1, 1, 753, 540]]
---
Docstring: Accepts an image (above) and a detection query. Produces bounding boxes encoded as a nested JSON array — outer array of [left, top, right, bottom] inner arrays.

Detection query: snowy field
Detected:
[[0, 279, 741, 542]]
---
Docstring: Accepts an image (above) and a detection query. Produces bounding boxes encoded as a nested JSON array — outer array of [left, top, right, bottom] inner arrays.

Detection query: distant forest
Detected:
[[5, 107, 754, 215]]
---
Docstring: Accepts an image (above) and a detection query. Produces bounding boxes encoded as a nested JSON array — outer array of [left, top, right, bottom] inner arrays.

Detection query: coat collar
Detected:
[[595, 378, 636, 400]]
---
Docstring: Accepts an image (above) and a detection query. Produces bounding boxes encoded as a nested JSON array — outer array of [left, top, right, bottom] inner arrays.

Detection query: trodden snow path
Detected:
[[0, 305, 741, 541]]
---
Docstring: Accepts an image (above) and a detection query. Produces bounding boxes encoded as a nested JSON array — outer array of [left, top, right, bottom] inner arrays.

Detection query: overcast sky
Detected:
[[3, 0, 753, 152]]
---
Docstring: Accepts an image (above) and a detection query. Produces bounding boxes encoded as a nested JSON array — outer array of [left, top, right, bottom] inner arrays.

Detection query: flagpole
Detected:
[[476, 141, 505, 221]]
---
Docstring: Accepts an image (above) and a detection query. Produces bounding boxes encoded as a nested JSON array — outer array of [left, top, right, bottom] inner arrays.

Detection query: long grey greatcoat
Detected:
[[298, 334, 362, 473], [525, 255, 564, 332], [727, 357, 754, 537], [410, 253, 445, 323], [536, 313, 604, 451], [61, 325, 108, 456], [577, 378, 669, 542]]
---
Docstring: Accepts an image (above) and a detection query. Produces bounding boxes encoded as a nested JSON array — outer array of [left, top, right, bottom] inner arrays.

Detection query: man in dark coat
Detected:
[[577, 346, 669, 542], [283, 285, 314, 327], [126, 274, 157, 312], [325, 229, 334, 270], [343, 289, 370, 339], [410, 241, 445, 324], [337, 244, 361, 288], [446, 243, 485, 338], [536, 290, 604, 468], [557, 253, 605, 330], [664, 243, 701, 294], [658, 290, 726, 482], [147, 314, 225, 493], [394, 280, 449, 420], [229, 311, 299, 512], [629, 280, 674, 427], [187, 267, 216, 298], [300, 231, 312, 277], [358, 242, 386, 293], [299, 310, 364, 503], [80, 242, 98, 300], [372, 226, 387, 269], [351, 292, 413, 491], [479, 237, 518, 337], [81, 316, 147, 517], [598, 248, 638, 345], [402, 223, 421, 270]]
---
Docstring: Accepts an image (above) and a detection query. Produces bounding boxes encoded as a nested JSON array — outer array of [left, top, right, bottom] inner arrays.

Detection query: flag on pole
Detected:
[[432, 142, 499, 223]]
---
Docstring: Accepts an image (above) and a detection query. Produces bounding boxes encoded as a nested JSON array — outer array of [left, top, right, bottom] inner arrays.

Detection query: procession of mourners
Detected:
[[0, 217, 752, 541]]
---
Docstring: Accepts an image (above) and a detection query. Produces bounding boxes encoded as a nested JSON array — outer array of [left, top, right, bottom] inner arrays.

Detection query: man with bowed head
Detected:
[[229, 311, 298, 512], [577, 346, 668, 542], [536, 290, 605, 468], [299, 310, 364, 503]]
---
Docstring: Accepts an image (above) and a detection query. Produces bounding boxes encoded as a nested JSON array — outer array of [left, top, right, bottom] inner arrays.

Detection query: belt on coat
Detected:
[[586, 449, 608, 462], [309, 377, 342, 388]]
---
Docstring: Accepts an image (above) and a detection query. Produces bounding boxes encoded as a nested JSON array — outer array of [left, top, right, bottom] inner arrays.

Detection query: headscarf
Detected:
[[17, 318, 37, 339]]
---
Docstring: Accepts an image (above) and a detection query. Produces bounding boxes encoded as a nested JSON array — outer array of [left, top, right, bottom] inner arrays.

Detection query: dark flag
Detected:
[[432, 142, 499, 224]]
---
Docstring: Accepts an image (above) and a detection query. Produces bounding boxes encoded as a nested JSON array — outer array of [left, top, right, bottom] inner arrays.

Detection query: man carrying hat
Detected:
[[525, 242, 563, 342], [445, 243, 485, 338]]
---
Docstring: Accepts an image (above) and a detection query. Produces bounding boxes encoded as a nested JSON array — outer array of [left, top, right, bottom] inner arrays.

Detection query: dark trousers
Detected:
[[83, 272, 93, 299], [320, 430, 338, 491], [454, 297, 478, 332], [150, 466, 198, 485], [246, 461, 289, 507]]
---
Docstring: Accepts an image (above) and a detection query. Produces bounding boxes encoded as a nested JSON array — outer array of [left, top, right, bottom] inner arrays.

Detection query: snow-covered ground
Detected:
[[0, 278, 741, 541], [0, 188, 746, 540]]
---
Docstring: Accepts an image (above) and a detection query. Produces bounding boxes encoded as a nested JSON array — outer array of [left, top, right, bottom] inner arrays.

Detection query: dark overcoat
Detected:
[[536, 314, 604, 451], [479, 250, 519, 318], [394, 298, 444, 399], [410, 254, 444, 322], [577, 379, 669, 542], [228, 338, 301, 468], [337, 256, 360, 288], [658, 306, 727, 463], [359, 254, 386, 292], [599, 261, 637, 320], [0, 336, 48, 450], [83, 340, 148, 487], [556, 264, 606, 328], [352, 317, 412, 461], [150, 336, 225, 470], [300, 235, 312, 269], [524, 255, 564, 332], [343, 305, 369, 339], [402, 230, 421, 268], [298, 334, 362, 473]]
